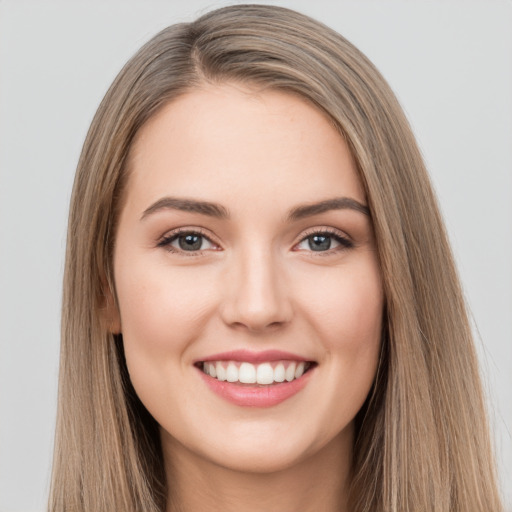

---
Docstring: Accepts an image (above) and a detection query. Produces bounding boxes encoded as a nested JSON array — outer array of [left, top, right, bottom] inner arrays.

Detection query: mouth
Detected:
[[194, 351, 317, 407], [195, 360, 316, 386]]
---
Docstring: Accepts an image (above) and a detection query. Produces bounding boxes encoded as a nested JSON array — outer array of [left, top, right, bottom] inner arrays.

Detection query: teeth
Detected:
[[239, 362, 256, 383], [201, 360, 311, 385], [274, 363, 285, 382], [256, 363, 274, 385], [216, 362, 227, 381], [295, 362, 305, 379], [226, 362, 238, 383], [285, 362, 296, 382]]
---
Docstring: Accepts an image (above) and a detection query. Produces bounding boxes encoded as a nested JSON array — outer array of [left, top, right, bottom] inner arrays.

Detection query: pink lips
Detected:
[[195, 350, 315, 408], [198, 349, 310, 364]]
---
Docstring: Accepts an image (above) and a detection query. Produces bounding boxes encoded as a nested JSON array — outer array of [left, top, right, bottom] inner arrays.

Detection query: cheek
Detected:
[[115, 260, 217, 352], [114, 259, 221, 419], [295, 256, 383, 395], [113, 260, 222, 413], [301, 258, 383, 346]]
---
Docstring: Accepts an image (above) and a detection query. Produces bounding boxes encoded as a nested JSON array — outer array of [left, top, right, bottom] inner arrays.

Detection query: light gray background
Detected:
[[1, 1, 511, 511]]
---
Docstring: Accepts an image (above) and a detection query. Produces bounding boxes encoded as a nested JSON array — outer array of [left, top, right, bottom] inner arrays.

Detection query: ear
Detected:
[[100, 275, 122, 334]]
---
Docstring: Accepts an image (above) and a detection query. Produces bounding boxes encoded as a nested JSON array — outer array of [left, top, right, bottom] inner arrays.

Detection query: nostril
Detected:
[[219, 272, 293, 331]]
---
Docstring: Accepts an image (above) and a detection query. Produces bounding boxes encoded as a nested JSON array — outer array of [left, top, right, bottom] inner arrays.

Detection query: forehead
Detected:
[[124, 83, 365, 213]]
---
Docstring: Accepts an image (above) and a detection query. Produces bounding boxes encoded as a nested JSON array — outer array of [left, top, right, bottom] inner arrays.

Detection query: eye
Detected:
[[157, 229, 219, 254], [295, 229, 353, 253]]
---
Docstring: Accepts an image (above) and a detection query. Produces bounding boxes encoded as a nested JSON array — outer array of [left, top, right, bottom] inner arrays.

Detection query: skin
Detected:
[[110, 83, 384, 512]]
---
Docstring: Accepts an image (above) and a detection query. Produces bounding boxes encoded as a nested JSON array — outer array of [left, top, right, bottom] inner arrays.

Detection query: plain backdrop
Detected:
[[0, 1, 511, 510]]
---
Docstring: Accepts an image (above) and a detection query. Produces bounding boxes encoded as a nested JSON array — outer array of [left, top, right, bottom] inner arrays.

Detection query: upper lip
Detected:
[[196, 349, 313, 364]]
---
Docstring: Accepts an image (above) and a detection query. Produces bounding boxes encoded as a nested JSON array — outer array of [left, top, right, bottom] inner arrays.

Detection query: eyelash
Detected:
[[295, 227, 354, 256], [157, 227, 354, 256], [157, 227, 218, 256]]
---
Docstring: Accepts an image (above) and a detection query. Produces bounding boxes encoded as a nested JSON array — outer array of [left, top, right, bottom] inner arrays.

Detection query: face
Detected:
[[111, 84, 383, 474]]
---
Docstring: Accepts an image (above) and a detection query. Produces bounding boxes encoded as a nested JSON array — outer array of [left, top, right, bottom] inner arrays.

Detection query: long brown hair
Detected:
[[49, 4, 502, 511]]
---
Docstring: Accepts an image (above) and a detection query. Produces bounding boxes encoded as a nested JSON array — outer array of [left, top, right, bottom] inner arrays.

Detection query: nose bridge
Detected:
[[222, 241, 291, 331]]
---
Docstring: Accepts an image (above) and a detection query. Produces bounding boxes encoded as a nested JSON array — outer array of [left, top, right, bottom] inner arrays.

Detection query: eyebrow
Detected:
[[140, 196, 370, 221], [287, 197, 370, 220], [141, 197, 229, 220]]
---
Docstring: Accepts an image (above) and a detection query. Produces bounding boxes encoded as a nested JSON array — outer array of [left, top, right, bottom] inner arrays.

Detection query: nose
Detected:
[[220, 247, 293, 333]]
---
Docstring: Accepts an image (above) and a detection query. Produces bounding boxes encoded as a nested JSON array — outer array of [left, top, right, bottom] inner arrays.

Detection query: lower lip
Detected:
[[197, 366, 314, 407]]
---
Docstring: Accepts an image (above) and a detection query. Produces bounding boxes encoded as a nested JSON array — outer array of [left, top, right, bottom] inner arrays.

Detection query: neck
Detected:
[[162, 427, 353, 512]]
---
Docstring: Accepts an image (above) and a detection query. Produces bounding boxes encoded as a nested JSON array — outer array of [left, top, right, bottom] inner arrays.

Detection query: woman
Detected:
[[49, 4, 502, 511]]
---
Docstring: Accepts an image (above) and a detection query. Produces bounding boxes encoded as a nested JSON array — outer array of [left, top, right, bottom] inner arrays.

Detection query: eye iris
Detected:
[[178, 234, 202, 251], [308, 234, 331, 251]]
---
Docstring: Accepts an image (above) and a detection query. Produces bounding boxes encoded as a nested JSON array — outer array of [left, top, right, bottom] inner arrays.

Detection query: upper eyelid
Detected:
[[299, 226, 347, 236], [159, 227, 217, 243], [296, 226, 351, 242]]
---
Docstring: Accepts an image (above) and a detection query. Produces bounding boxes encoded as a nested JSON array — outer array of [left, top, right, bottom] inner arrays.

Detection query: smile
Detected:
[[195, 351, 317, 407], [199, 360, 312, 385]]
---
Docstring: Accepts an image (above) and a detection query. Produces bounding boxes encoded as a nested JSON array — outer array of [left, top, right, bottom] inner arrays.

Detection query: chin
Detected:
[[208, 443, 308, 475], [163, 416, 352, 476]]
